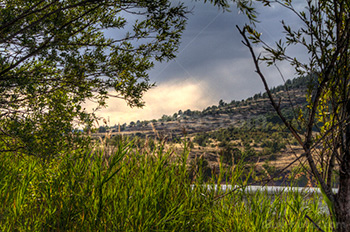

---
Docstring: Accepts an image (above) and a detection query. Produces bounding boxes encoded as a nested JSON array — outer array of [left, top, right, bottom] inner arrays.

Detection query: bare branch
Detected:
[[237, 25, 303, 145], [237, 24, 336, 204]]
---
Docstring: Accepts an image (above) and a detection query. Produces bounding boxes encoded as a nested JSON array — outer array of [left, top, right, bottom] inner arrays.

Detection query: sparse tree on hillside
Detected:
[[172, 112, 178, 120], [98, 126, 107, 133], [219, 99, 226, 107]]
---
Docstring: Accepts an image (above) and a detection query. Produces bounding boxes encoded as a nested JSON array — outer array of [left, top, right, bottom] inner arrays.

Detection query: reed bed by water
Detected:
[[0, 138, 332, 231]]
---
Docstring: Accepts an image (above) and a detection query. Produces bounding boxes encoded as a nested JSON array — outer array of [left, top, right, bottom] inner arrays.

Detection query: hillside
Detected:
[[103, 75, 309, 137], [97, 75, 314, 185]]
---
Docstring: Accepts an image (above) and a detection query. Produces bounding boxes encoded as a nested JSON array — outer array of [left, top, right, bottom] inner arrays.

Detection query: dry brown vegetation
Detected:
[[94, 80, 313, 184]]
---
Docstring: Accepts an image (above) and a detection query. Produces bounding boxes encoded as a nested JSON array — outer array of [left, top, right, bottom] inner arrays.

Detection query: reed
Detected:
[[0, 137, 332, 231]]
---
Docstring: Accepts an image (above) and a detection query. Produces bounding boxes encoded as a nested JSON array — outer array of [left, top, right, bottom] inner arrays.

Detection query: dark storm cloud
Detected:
[[150, 3, 248, 81], [96, 1, 308, 124], [149, 1, 306, 104]]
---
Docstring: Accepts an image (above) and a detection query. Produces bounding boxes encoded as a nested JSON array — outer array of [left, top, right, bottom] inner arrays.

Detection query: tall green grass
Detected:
[[0, 138, 332, 231]]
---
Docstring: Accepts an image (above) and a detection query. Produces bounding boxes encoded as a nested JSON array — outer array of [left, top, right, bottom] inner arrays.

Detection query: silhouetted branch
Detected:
[[237, 24, 335, 204]]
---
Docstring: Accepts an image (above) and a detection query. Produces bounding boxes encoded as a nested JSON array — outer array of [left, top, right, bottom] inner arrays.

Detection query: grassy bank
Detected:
[[0, 138, 332, 231]]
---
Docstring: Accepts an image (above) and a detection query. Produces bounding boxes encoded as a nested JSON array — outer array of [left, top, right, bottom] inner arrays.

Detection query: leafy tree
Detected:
[[0, 0, 188, 158], [227, 0, 350, 230], [220, 144, 241, 165], [161, 114, 172, 122], [194, 133, 209, 147], [183, 109, 192, 116], [172, 112, 178, 120], [98, 126, 107, 133], [121, 123, 126, 131], [219, 99, 226, 107]]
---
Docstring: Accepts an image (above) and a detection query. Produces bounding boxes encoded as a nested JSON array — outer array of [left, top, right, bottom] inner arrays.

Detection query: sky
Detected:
[[87, 1, 307, 126]]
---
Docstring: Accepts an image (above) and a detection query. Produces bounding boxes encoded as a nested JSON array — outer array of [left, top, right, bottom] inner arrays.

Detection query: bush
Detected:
[[220, 146, 242, 165], [193, 134, 209, 147]]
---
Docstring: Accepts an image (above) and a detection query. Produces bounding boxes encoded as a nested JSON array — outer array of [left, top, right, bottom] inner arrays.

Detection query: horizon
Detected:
[[85, 1, 308, 125]]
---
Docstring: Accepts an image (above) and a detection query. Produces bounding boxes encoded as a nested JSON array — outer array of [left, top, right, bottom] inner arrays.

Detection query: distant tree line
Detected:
[[107, 75, 312, 132], [151, 75, 312, 122]]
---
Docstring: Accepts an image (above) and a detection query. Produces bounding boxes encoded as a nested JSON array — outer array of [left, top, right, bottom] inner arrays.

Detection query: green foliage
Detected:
[[263, 160, 276, 176], [98, 126, 107, 133], [236, 0, 350, 229], [261, 139, 286, 154], [0, 139, 333, 231], [216, 188, 332, 232], [189, 155, 213, 183], [220, 144, 242, 165], [0, 0, 188, 158], [194, 133, 210, 147], [194, 123, 290, 164]]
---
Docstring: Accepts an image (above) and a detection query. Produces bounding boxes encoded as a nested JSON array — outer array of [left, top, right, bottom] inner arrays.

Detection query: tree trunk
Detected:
[[335, 104, 350, 232], [335, 171, 350, 232]]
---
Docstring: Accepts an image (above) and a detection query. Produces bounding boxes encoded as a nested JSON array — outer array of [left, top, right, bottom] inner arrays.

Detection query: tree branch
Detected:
[[237, 24, 336, 204]]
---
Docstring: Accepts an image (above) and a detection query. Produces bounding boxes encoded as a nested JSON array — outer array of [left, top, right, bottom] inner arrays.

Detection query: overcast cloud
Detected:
[[91, 1, 308, 125]]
